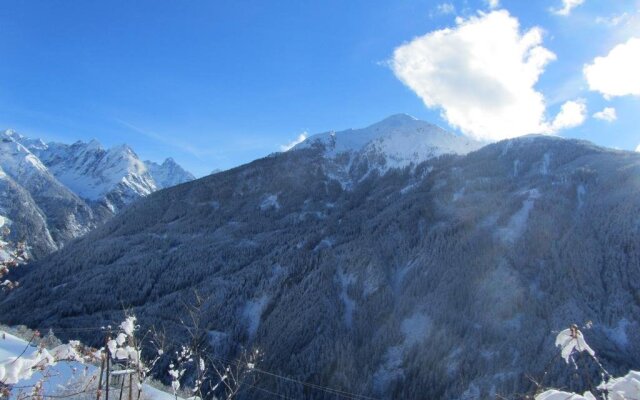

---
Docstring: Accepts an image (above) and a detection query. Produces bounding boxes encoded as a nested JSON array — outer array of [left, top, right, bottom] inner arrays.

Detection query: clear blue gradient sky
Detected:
[[1, 0, 638, 176]]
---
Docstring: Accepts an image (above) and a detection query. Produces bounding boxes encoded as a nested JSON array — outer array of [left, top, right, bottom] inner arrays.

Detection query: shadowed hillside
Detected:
[[2, 136, 640, 399]]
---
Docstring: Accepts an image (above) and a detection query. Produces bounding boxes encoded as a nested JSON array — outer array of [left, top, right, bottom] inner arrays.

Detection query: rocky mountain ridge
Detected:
[[0, 129, 194, 257]]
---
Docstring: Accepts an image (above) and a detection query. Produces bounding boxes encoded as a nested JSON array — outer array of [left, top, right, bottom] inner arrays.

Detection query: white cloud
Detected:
[[595, 13, 630, 27], [485, 0, 500, 9], [435, 3, 456, 15], [584, 37, 640, 98], [551, 0, 585, 16], [280, 132, 308, 152], [551, 99, 587, 131], [636, 144, 640, 152], [592, 107, 617, 122], [391, 10, 563, 141]]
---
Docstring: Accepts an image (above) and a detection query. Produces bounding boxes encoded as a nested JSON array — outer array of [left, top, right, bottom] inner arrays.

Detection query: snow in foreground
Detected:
[[536, 371, 640, 400], [535, 327, 639, 400], [0, 330, 177, 400]]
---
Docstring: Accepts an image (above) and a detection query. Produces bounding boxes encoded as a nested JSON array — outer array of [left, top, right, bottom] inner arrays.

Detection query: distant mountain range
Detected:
[[3, 115, 638, 399], [0, 130, 194, 257]]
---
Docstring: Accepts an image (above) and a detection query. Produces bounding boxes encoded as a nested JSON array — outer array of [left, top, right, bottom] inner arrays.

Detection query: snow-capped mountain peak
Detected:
[[84, 139, 103, 151], [293, 115, 483, 185], [2, 130, 47, 152], [145, 157, 196, 189], [31, 138, 156, 204], [0, 129, 195, 257], [0, 131, 50, 176], [368, 113, 419, 128], [296, 114, 481, 161], [0, 131, 95, 256], [13, 133, 195, 206]]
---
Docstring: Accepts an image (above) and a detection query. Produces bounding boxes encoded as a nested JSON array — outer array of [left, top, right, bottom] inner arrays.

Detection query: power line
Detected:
[[3, 325, 382, 400], [24, 325, 381, 399], [204, 353, 379, 400], [245, 382, 296, 400]]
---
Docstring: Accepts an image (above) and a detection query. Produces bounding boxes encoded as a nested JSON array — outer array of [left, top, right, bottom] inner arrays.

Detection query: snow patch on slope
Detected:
[[603, 319, 631, 348], [453, 186, 465, 201], [497, 189, 540, 244], [373, 312, 431, 392], [400, 313, 431, 347], [313, 238, 334, 252], [259, 194, 280, 211], [336, 269, 357, 327], [540, 152, 551, 175], [243, 295, 269, 339], [577, 184, 587, 209]]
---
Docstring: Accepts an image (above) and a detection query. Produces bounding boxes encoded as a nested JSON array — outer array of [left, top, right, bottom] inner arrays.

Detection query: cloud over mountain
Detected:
[[551, 99, 587, 131], [390, 11, 589, 141]]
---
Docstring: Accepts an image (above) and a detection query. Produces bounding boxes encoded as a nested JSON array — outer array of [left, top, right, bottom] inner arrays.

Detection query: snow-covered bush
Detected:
[[554, 324, 595, 365], [105, 315, 157, 400], [0, 332, 85, 398], [167, 292, 262, 400], [1, 318, 141, 399], [2, 311, 260, 400], [168, 346, 191, 397], [208, 348, 261, 400], [535, 325, 639, 400]]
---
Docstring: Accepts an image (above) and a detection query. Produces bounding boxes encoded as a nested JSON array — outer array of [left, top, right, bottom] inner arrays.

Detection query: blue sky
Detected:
[[0, 0, 638, 176]]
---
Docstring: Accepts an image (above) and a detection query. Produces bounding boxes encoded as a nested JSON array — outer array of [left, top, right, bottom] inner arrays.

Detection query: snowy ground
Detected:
[[0, 330, 177, 400]]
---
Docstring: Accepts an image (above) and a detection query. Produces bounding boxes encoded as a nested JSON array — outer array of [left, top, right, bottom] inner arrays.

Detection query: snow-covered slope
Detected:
[[0, 129, 194, 258], [30, 140, 158, 212], [0, 165, 58, 257], [0, 132, 96, 255], [294, 114, 482, 184], [0, 329, 178, 400], [145, 158, 195, 189]]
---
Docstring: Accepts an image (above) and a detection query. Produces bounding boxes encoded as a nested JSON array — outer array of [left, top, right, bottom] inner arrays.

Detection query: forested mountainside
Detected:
[[1, 132, 639, 399], [0, 130, 194, 258]]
